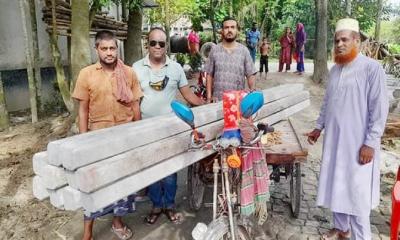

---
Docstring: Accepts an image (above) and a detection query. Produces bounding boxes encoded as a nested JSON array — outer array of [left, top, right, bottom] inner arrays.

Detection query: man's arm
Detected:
[[247, 74, 256, 91], [132, 100, 141, 121], [364, 64, 389, 149], [206, 74, 214, 102], [78, 99, 89, 133], [179, 86, 205, 106], [359, 64, 389, 164]]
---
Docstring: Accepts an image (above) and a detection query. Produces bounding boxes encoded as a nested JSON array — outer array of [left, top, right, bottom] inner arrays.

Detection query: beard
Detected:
[[223, 32, 236, 42], [334, 45, 358, 65]]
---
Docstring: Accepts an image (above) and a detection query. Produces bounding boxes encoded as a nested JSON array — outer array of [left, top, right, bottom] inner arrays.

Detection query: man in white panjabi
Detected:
[[307, 18, 389, 240]]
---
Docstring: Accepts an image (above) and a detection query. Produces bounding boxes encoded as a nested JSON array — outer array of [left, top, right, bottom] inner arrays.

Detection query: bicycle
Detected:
[[171, 92, 272, 240]]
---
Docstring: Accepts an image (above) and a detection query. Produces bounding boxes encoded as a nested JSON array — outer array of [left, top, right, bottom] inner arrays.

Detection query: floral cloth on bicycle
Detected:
[[239, 119, 269, 225]]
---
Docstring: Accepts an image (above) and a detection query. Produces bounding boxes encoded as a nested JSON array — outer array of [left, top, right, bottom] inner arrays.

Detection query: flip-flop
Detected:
[[164, 208, 182, 224], [144, 209, 163, 225], [111, 225, 133, 240]]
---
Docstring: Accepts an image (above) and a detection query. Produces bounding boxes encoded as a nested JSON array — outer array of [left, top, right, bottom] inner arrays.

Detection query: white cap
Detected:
[[335, 18, 359, 33]]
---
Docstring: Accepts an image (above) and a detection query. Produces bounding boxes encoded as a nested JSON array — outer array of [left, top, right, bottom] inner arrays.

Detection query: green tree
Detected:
[[313, 0, 328, 84], [149, 0, 197, 45]]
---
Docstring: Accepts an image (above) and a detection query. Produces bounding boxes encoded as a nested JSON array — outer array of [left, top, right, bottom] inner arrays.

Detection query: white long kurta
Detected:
[[316, 54, 389, 217]]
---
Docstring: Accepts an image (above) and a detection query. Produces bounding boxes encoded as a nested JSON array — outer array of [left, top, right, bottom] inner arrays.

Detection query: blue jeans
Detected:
[[296, 51, 304, 72], [248, 47, 256, 63], [148, 173, 177, 209], [84, 194, 135, 220]]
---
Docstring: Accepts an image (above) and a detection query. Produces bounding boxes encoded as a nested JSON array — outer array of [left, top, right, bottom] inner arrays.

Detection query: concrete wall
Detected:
[[0, 0, 70, 70], [0, 0, 122, 112]]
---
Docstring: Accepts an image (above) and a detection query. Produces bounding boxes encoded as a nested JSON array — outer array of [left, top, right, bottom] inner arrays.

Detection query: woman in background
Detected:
[[279, 27, 294, 72], [294, 23, 307, 75]]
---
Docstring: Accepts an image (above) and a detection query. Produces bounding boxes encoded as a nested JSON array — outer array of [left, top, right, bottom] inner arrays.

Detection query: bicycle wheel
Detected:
[[289, 162, 301, 218], [187, 162, 205, 211], [201, 217, 251, 240]]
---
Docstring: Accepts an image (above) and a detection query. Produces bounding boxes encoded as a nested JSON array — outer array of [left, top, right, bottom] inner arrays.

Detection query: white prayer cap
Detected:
[[335, 18, 359, 33]]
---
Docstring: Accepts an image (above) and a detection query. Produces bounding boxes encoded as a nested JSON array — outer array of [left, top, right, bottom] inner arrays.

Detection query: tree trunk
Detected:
[[50, 0, 74, 112], [313, 0, 328, 84], [210, 0, 217, 43], [0, 72, 9, 130], [124, 7, 143, 65], [71, 0, 91, 94], [20, 0, 38, 123], [375, 0, 383, 41], [345, 0, 351, 17], [28, 0, 42, 113], [260, 7, 268, 39], [165, 0, 171, 55], [229, 0, 233, 16]]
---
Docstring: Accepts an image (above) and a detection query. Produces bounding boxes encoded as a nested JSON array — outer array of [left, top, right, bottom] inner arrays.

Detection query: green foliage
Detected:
[[369, 18, 400, 44], [194, 0, 228, 27], [175, 53, 187, 66], [388, 44, 400, 54], [188, 53, 202, 72], [199, 31, 213, 43], [328, 0, 394, 34], [149, 0, 197, 27]]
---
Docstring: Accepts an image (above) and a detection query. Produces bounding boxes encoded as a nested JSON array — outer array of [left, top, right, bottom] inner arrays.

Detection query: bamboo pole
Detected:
[[20, 0, 38, 123], [0, 72, 9, 130], [29, 0, 43, 113]]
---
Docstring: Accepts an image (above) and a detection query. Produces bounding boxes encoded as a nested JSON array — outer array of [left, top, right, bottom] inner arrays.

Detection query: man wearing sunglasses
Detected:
[[73, 30, 142, 240], [204, 17, 257, 103], [133, 27, 204, 225]]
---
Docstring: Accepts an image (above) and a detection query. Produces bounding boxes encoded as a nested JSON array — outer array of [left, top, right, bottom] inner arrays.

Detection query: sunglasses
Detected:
[[149, 40, 166, 48], [149, 76, 169, 91]]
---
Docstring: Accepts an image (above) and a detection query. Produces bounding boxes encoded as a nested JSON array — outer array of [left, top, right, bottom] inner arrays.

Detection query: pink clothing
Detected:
[[279, 35, 293, 64], [188, 31, 200, 44]]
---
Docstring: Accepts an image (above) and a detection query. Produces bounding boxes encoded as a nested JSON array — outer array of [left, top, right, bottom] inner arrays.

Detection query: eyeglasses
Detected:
[[149, 76, 169, 91], [149, 40, 166, 48]]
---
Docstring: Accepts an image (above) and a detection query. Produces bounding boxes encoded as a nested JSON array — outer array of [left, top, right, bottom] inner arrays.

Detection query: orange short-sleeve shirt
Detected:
[[72, 62, 143, 131]]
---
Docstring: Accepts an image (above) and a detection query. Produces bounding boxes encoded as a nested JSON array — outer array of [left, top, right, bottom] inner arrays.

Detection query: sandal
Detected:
[[320, 229, 351, 240], [164, 208, 182, 224], [144, 208, 163, 225], [111, 225, 133, 240]]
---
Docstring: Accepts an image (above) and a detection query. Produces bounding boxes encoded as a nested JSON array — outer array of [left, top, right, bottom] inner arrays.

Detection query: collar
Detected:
[[143, 55, 171, 67]]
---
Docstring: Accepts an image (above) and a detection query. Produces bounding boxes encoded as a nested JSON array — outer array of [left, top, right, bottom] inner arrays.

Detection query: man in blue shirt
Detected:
[[246, 22, 260, 63]]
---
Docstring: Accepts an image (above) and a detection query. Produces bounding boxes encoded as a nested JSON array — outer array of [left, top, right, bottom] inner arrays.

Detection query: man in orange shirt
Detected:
[[73, 30, 142, 240]]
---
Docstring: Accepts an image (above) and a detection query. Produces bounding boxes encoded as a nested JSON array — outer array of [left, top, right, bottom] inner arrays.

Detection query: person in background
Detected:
[[188, 26, 200, 55], [259, 37, 271, 80], [279, 27, 294, 72], [294, 23, 307, 75], [246, 22, 260, 63]]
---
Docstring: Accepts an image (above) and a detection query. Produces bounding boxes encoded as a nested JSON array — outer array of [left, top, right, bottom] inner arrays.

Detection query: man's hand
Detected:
[[359, 145, 374, 165], [306, 129, 321, 145]]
